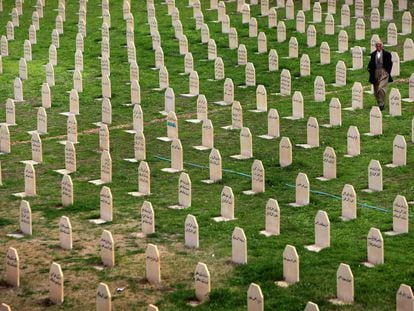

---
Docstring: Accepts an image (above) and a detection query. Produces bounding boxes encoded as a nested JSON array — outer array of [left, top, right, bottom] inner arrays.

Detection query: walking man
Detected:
[[368, 41, 393, 111]]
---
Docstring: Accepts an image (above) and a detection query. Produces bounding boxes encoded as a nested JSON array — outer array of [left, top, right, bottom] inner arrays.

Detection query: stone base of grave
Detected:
[[13, 192, 35, 198], [329, 298, 352, 305], [340, 216, 356, 222], [348, 67, 363, 71], [272, 93, 290, 96], [408, 201, 414, 205], [260, 230, 279, 237], [207, 78, 222, 82], [402, 98, 414, 103], [123, 129, 136, 134], [124, 158, 143, 163], [296, 143, 317, 149], [159, 111, 169, 116], [344, 154, 359, 158], [128, 191, 150, 197], [92, 265, 105, 271], [152, 87, 166, 91], [94, 98, 104, 102], [6, 231, 25, 238], [385, 230, 406, 236], [54, 169, 74, 175], [212, 216, 236, 222], [289, 202, 308, 207], [230, 154, 252, 160], [130, 232, 148, 239], [185, 119, 202, 124], [221, 125, 240, 130], [0, 122, 16, 126], [187, 299, 204, 307], [361, 188, 381, 193], [304, 244, 326, 252], [193, 145, 211, 151], [89, 218, 108, 225], [332, 83, 346, 87], [0, 152, 10, 155], [258, 134, 278, 140], [14, 99, 25, 103], [364, 90, 374, 94], [321, 124, 336, 128], [363, 132, 380, 137], [201, 179, 220, 184], [283, 116, 302, 120], [156, 136, 173, 142], [214, 101, 232, 106], [275, 281, 292, 288], [122, 102, 134, 107], [362, 261, 377, 268], [385, 163, 403, 168], [151, 67, 160, 71], [249, 109, 266, 113], [168, 204, 190, 210], [239, 85, 254, 89], [20, 160, 40, 165], [343, 107, 361, 111], [316, 176, 333, 181], [88, 179, 110, 185], [242, 190, 261, 195], [161, 168, 183, 173], [58, 140, 79, 145], [27, 130, 47, 135], [336, 50, 347, 54], [180, 93, 198, 98], [59, 112, 78, 117], [92, 122, 107, 127]]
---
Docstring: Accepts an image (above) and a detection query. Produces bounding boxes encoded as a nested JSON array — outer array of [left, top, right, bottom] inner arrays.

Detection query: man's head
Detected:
[[376, 41, 383, 52]]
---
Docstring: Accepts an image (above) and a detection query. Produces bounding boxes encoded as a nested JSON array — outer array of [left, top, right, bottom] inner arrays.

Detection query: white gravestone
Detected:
[[297, 117, 319, 149], [279, 137, 293, 168], [169, 172, 191, 209], [59, 216, 72, 250], [276, 245, 299, 287], [341, 184, 357, 221], [305, 211, 330, 252], [146, 244, 161, 284], [49, 262, 64, 304], [100, 230, 115, 267], [185, 214, 199, 248], [316, 147, 336, 181], [128, 161, 151, 197], [364, 106, 382, 136], [247, 283, 263, 311], [385, 195, 409, 236], [258, 109, 279, 139], [195, 262, 210, 302], [260, 198, 280, 237], [230, 127, 253, 160], [345, 126, 360, 157], [243, 160, 265, 195], [386, 135, 406, 168], [362, 160, 383, 193], [289, 173, 310, 207], [364, 227, 384, 267], [329, 264, 354, 305], [232, 227, 247, 264]]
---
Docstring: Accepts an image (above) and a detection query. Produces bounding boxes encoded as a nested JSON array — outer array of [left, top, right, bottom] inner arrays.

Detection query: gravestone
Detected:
[[387, 23, 398, 46], [195, 262, 210, 302], [7, 22, 14, 41], [325, 14, 335, 35], [247, 283, 263, 311], [214, 57, 224, 80], [49, 45, 58, 66], [403, 39, 414, 62], [277, 21, 286, 43], [320, 42, 330, 65], [161, 139, 183, 173], [386, 195, 409, 236], [216, 78, 234, 106], [362, 160, 383, 192], [129, 161, 151, 197], [185, 214, 199, 248], [222, 15, 230, 34], [193, 119, 214, 151], [59, 216, 72, 250], [73, 70, 82, 93], [268, 8, 277, 28], [285, 91, 304, 120], [305, 210, 330, 252], [0, 125, 10, 154], [243, 160, 265, 195], [327, 0, 336, 14], [396, 284, 414, 311], [276, 245, 299, 287], [96, 283, 111, 311], [89, 151, 112, 185], [260, 199, 280, 236], [229, 28, 238, 49], [289, 37, 299, 59], [334, 61, 347, 86], [304, 302, 320, 311], [341, 184, 357, 221], [238, 44, 247, 65], [230, 127, 253, 160], [355, 0, 364, 18], [296, 10, 306, 33], [258, 109, 279, 139], [364, 228, 384, 267], [364, 106, 382, 136], [389, 88, 402, 117], [100, 230, 115, 267], [140, 201, 155, 236], [289, 173, 310, 206], [42, 83, 51, 109], [6, 247, 19, 287], [345, 126, 360, 157], [314, 76, 325, 102], [338, 30, 349, 53], [61, 174, 73, 206], [403, 74, 414, 103], [13, 164, 36, 198], [213, 186, 235, 222], [316, 147, 336, 181], [244, 63, 256, 87], [279, 137, 292, 167], [232, 227, 247, 264], [330, 264, 354, 304], [384, 0, 393, 21], [158, 66, 169, 90], [279, 69, 291, 96], [349, 82, 363, 110], [130, 61, 139, 83], [157, 111, 178, 142], [249, 18, 257, 38], [201, 24, 210, 43], [269, 49, 279, 72], [146, 244, 161, 284], [0, 36, 8, 56], [307, 25, 317, 48], [285, 0, 294, 20], [45, 63, 55, 87], [312, 2, 322, 23], [371, 8, 380, 29], [49, 262, 64, 304], [14, 78, 23, 102], [352, 46, 363, 70], [169, 172, 191, 209], [179, 35, 188, 55], [323, 98, 342, 127], [5, 99, 16, 126], [19, 58, 27, 81], [297, 117, 319, 149], [402, 12, 412, 35], [300, 54, 311, 77], [257, 32, 267, 54], [24, 40, 32, 61], [341, 5, 350, 28], [386, 135, 407, 168], [355, 18, 365, 41], [261, 0, 269, 16], [208, 39, 217, 60], [51, 29, 60, 48]]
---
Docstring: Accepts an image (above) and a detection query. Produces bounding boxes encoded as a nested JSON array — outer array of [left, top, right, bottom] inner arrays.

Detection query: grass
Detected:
[[0, 0, 414, 310]]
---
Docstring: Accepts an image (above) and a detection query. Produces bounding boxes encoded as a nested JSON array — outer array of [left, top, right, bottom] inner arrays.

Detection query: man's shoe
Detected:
[[378, 103, 385, 111]]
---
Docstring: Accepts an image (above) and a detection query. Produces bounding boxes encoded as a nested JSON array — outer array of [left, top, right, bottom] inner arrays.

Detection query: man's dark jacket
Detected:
[[367, 50, 393, 84]]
